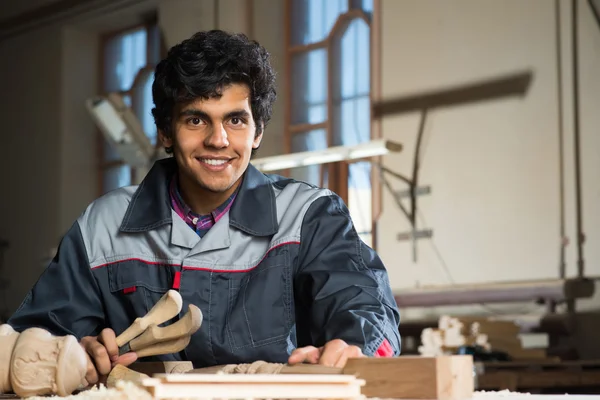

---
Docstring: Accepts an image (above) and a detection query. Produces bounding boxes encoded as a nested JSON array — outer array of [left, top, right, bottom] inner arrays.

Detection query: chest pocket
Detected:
[[108, 261, 174, 333], [226, 253, 293, 350]]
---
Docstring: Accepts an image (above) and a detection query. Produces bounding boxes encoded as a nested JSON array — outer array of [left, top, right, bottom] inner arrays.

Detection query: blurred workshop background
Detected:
[[0, 0, 599, 394]]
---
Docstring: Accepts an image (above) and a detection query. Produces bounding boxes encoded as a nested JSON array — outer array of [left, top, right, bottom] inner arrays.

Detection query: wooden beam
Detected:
[[373, 71, 532, 118], [343, 356, 473, 400]]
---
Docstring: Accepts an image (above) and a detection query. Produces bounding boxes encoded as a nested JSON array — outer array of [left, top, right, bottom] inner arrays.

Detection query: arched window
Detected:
[[286, 0, 380, 247]]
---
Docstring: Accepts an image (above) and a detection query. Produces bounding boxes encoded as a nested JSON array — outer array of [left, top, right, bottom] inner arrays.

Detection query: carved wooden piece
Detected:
[[106, 364, 150, 388], [116, 290, 183, 347], [134, 335, 192, 358], [9, 328, 87, 397], [0, 325, 19, 394], [129, 304, 202, 352]]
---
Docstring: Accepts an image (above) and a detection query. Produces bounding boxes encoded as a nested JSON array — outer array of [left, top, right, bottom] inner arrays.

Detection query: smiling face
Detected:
[[159, 83, 262, 212]]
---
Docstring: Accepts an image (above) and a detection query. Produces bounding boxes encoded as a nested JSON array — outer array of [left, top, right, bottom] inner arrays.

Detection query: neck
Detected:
[[177, 173, 241, 215]]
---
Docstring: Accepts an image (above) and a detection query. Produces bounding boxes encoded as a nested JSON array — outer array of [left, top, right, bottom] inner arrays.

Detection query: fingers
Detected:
[[288, 346, 322, 365], [332, 344, 364, 368], [97, 328, 119, 363], [81, 347, 99, 385], [115, 351, 138, 367], [288, 340, 364, 368], [80, 335, 111, 377], [292, 340, 365, 368], [318, 339, 350, 367]]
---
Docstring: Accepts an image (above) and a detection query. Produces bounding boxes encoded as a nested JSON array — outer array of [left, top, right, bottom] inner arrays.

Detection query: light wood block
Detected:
[[342, 355, 474, 400]]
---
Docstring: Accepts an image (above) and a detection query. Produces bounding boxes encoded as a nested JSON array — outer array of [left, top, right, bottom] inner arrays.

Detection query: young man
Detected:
[[8, 30, 400, 385]]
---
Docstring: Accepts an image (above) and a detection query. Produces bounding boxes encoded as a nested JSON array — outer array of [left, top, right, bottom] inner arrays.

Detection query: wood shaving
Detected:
[[24, 381, 152, 400]]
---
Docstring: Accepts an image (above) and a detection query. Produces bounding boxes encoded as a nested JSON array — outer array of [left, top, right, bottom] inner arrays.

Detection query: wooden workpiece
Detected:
[[143, 373, 365, 399], [344, 356, 474, 400], [120, 355, 474, 400], [116, 290, 183, 348]]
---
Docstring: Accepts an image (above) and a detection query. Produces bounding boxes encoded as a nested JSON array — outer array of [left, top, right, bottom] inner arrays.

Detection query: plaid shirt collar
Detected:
[[169, 174, 238, 237]]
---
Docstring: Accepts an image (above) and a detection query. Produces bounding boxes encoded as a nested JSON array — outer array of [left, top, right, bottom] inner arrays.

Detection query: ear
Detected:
[[252, 124, 264, 149], [158, 129, 172, 149]]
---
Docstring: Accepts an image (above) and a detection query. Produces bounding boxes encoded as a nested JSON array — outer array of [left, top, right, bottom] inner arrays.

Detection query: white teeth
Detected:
[[201, 159, 227, 166]]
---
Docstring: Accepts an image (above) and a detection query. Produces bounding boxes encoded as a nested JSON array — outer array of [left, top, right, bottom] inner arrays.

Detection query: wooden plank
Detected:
[[478, 369, 600, 390], [154, 373, 359, 383], [342, 356, 474, 400], [143, 374, 365, 399], [121, 356, 475, 400]]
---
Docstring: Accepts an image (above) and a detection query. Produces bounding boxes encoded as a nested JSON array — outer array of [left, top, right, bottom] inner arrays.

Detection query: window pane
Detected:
[[103, 165, 131, 193], [332, 18, 372, 243], [132, 71, 157, 145], [290, 129, 328, 186], [291, 48, 327, 125], [103, 28, 147, 92], [333, 18, 370, 147], [348, 162, 372, 247], [291, 0, 348, 45]]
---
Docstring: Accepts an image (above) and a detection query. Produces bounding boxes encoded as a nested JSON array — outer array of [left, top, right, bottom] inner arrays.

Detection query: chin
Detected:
[[197, 179, 234, 194]]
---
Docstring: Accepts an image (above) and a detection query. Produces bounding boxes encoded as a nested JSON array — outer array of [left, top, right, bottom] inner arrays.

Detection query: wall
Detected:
[[377, 0, 600, 316], [0, 1, 143, 316], [59, 27, 99, 235], [251, 0, 286, 157], [0, 26, 63, 315]]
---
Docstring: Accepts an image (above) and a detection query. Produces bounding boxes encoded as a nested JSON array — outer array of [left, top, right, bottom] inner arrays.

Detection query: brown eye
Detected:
[[191, 118, 201, 125], [231, 117, 240, 125]]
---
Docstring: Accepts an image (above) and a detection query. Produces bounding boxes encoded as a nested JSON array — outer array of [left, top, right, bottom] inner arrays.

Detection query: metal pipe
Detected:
[[393, 278, 595, 307], [572, 0, 585, 278], [411, 110, 427, 262], [556, 0, 567, 279]]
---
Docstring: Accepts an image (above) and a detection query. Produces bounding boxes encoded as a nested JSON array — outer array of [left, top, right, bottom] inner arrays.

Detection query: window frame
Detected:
[[97, 20, 163, 196], [284, 0, 382, 249]]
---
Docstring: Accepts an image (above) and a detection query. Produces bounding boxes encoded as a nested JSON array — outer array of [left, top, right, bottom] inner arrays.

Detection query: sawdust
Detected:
[[23, 381, 152, 400], [475, 390, 531, 396]]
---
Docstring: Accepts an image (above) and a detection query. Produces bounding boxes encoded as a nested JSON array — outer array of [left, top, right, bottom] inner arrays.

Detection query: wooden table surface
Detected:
[[1, 393, 599, 399]]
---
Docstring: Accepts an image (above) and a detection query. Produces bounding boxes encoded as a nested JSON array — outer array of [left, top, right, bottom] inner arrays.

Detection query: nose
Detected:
[[204, 124, 229, 149]]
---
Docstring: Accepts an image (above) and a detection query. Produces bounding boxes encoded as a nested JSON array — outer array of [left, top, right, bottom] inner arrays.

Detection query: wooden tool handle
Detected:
[[129, 304, 202, 352], [134, 335, 191, 358], [116, 290, 183, 347]]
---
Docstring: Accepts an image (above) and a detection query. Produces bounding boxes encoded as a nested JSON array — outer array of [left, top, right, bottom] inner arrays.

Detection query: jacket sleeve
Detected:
[[293, 194, 401, 356], [8, 221, 105, 339]]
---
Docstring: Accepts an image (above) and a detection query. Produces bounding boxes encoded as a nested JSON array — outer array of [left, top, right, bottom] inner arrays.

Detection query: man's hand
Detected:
[[80, 328, 138, 385], [288, 339, 365, 368]]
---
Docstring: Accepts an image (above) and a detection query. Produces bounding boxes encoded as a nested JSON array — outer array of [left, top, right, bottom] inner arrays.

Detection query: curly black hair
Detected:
[[151, 30, 277, 154]]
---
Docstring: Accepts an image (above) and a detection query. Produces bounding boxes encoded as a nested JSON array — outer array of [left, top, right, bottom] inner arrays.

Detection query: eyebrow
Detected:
[[178, 108, 250, 121], [224, 109, 251, 120], [178, 109, 210, 120]]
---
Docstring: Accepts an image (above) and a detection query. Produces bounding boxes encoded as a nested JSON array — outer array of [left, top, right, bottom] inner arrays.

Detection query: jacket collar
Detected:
[[120, 157, 278, 236]]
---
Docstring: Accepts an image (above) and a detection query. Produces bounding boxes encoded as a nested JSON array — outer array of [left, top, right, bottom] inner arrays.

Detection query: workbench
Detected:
[[1, 392, 599, 399]]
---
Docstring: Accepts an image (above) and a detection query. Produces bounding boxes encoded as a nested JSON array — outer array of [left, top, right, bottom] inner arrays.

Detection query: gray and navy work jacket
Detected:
[[8, 158, 401, 367]]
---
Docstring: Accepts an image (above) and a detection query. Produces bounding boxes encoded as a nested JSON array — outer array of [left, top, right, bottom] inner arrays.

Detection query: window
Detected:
[[99, 23, 161, 194], [286, 0, 380, 247]]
